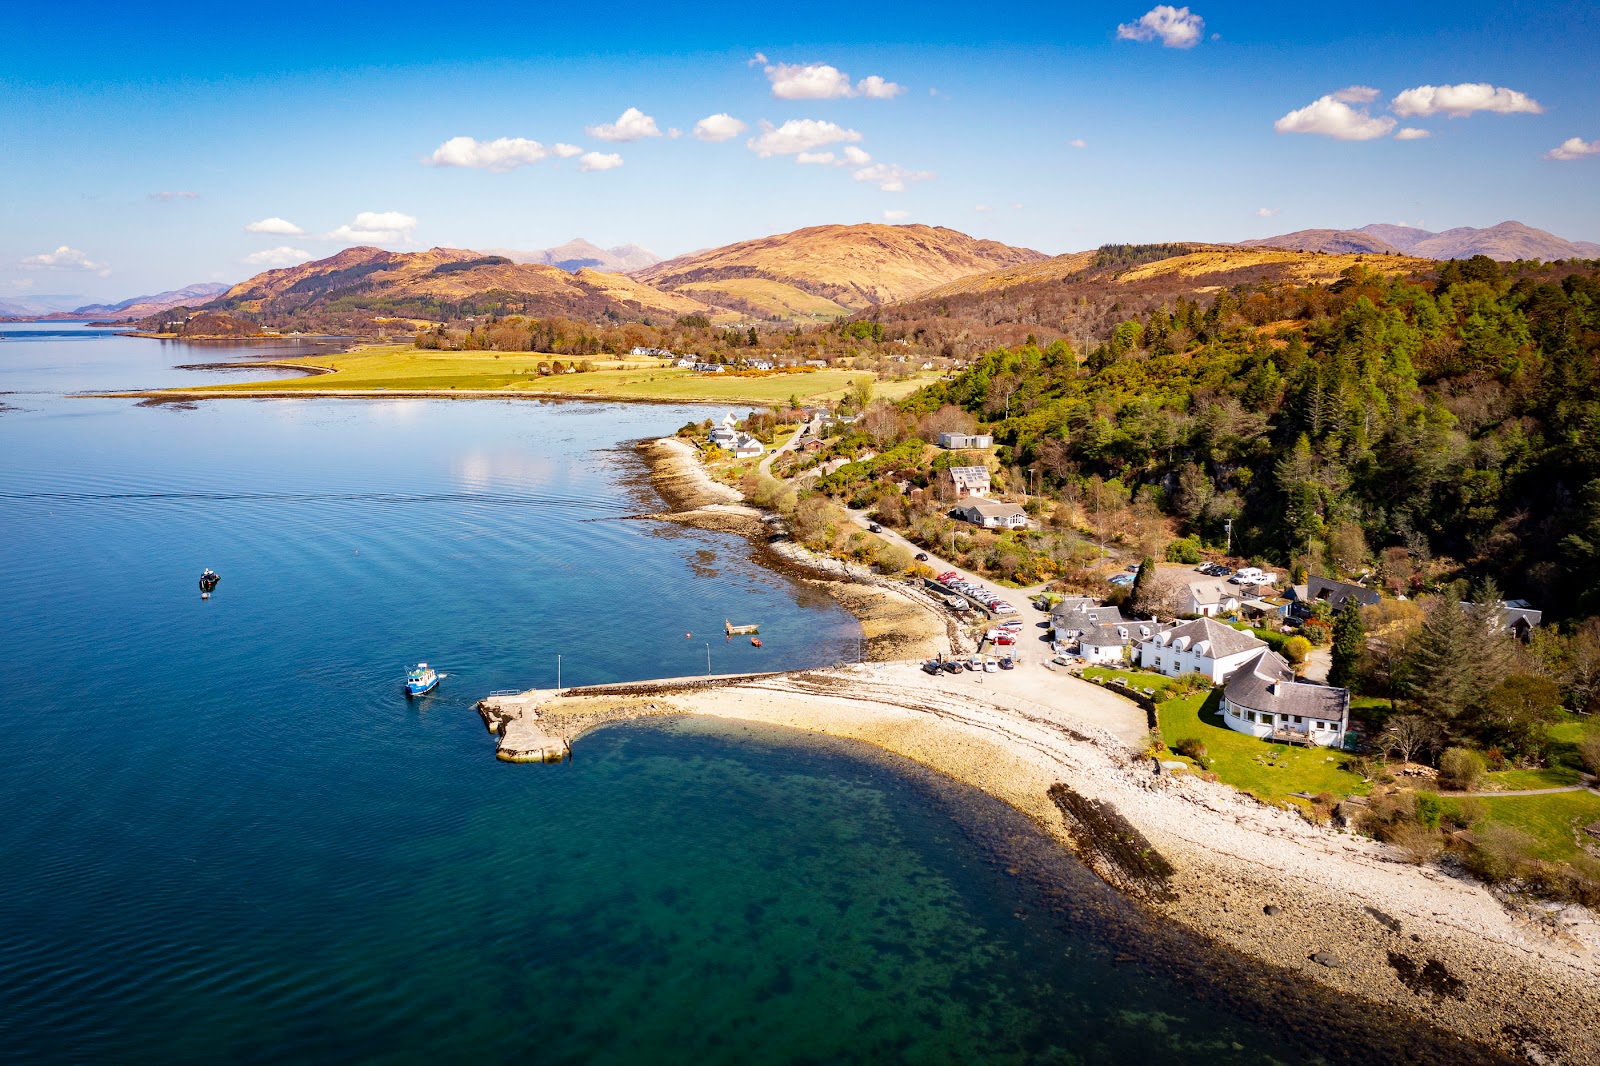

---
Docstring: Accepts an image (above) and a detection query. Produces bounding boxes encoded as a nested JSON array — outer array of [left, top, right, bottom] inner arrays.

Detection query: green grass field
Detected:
[[1081, 666, 1175, 697], [159, 345, 933, 406], [1156, 690, 1369, 804], [1477, 791, 1600, 861]]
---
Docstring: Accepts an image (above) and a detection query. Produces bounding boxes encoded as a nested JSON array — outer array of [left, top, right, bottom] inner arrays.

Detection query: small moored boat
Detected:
[[725, 620, 760, 636], [405, 663, 445, 696], [750, 637, 762, 647]]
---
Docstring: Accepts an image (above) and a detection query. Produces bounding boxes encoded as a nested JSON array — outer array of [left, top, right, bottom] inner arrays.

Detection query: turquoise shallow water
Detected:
[[0, 327, 1506, 1064]]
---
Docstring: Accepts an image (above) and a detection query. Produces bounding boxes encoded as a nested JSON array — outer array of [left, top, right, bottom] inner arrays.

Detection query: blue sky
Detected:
[[3, 1, 1597, 302]]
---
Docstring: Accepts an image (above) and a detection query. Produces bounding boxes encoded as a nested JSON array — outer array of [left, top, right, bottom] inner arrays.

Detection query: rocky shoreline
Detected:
[[470, 432, 1600, 1063]]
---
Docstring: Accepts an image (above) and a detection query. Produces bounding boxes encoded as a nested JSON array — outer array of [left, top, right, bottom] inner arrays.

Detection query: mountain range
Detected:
[[485, 238, 661, 274], [1241, 220, 1600, 261], [0, 283, 230, 321]]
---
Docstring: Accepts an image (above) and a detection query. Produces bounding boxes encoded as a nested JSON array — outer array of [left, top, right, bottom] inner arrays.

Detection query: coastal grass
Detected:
[[165, 345, 933, 406], [1485, 766, 1586, 790], [1477, 791, 1600, 862], [1157, 690, 1369, 805]]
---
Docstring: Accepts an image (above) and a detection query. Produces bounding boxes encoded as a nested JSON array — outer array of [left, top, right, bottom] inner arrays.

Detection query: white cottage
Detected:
[[1137, 617, 1266, 683], [1080, 620, 1159, 664], [1221, 649, 1349, 747]]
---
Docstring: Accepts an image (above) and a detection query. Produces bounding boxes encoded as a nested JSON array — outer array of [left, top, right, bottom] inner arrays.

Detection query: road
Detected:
[[757, 419, 812, 479]]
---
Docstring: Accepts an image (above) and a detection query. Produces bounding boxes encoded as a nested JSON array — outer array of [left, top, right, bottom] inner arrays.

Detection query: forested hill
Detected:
[[904, 255, 1600, 619]]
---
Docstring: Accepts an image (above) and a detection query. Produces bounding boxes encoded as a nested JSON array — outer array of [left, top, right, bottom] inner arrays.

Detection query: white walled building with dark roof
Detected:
[[1221, 649, 1350, 747], [1136, 617, 1267, 683]]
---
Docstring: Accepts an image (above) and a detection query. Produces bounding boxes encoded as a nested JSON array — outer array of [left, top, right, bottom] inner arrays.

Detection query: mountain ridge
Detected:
[[485, 239, 661, 274], [1243, 220, 1599, 261]]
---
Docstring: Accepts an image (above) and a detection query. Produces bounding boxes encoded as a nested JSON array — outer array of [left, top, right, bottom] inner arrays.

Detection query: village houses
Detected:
[[939, 465, 990, 499], [1136, 617, 1268, 683], [953, 499, 1028, 530], [1221, 649, 1350, 747]]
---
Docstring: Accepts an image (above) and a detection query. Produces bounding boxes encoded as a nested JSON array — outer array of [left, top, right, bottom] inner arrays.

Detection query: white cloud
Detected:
[[667, 128, 683, 139], [1546, 136, 1600, 161], [746, 119, 863, 157], [883, 209, 910, 221], [1068, 138, 1087, 148], [851, 162, 935, 192], [243, 246, 313, 267], [578, 151, 624, 172], [693, 113, 748, 143], [1116, 5, 1205, 48], [974, 203, 992, 212], [426, 136, 550, 172], [245, 217, 306, 236], [1394, 127, 1432, 140], [795, 151, 837, 165], [1391, 83, 1542, 118], [326, 211, 418, 244], [747, 52, 768, 67], [1255, 207, 1280, 218], [1330, 85, 1380, 104], [149, 190, 200, 201], [586, 107, 661, 142], [857, 75, 905, 99], [553, 144, 584, 158], [19, 246, 108, 275], [1274, 93, 1396, 140], [766, 62, 854, 99], [841, 145, 872, 165]]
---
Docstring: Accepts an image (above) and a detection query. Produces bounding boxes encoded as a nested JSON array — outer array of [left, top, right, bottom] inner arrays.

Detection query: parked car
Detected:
[[868, 522, 882, 533], [999, 657, 1015, 670], [983, 657, 998, 673], [967, 655, 983, 671], [995, 633, 1015, 646], [921, 659, 941, 675], [915, 552, 928, 561], [942, 660, 963, 674], [1125, 563, 1139, 572]]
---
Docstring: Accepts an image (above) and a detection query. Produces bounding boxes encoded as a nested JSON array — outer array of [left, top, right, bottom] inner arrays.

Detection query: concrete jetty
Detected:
[[476, 691, 571, 763], [476, 672, 786, 763]]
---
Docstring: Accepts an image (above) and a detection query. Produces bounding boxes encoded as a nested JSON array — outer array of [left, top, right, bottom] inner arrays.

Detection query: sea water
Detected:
[[0, 326, 1501, 1064]]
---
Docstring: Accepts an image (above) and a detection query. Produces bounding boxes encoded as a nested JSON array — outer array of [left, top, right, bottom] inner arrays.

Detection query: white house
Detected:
[[1137, 617, 1267, 683], [937, 432, 995, 450], [693, 362, 725, 374], [631, 346, 673, 357], [1221, 648, 1349, 747], [1185, 579, 1242, 618], [942, 465, 991, 499], [733, 435, 765, 459], [1080, 620, 1159, 664], [954, 499, 1028, 529]]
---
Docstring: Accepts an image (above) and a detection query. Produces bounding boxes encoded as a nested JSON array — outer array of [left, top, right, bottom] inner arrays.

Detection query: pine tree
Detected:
[[1129, 556, 1155, 615], [1404, 591, 1476, 735], [1329, 597, 1365, 689]]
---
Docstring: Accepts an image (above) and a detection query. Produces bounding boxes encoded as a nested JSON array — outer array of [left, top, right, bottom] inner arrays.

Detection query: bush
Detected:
[[1578, 733, 1600, 775], [1440, 796, 1485, 830], [1283, 636, 1311, 665], [1413, 791, 1443, 829], [1437, 747, 1486, 791], [1462, 823, 1538, 883], [1175, 737, 1209, 767], [1387, 821, 1444, 865], [1165, 538, 1202, 564]]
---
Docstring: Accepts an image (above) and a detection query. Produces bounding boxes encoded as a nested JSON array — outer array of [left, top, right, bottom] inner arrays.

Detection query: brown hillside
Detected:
[[873, 244, 1435, 359], [208, 246, 710, 326], [633, 223, 1047, 312]]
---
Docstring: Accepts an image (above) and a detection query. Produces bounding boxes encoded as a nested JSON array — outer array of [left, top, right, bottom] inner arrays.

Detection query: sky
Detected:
[[3, 0, 1598, 303]]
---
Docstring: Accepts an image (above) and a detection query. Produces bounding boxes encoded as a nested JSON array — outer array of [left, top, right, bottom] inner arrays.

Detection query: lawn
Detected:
[[1081, 666, 1175, 698], [1481, 713, 1599, 791], [152, 345, 928, 406], [1477, 791, 1600, 862], [1156, 690, 1369, 805]]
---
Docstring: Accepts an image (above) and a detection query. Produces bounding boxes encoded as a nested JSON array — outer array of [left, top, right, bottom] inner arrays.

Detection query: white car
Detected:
[[982, 657, 998, 672]]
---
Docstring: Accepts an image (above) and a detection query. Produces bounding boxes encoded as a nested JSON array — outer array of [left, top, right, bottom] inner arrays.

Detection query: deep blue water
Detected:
[[0, 326, 1501, 1064]]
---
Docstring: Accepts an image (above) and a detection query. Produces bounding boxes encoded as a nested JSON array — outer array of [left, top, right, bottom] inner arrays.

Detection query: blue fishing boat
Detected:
[[405, 663, 443, 696]]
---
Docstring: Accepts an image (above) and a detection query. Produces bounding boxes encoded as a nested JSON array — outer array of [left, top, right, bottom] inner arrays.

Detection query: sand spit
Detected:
[[479, 662, 1600, 1064]]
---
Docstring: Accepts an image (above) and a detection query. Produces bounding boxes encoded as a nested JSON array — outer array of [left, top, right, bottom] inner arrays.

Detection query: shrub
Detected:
[[1165, 538, 1202, 564], [1440, 796, 1485, 830], [1438, 747, 1486, 791], [1283, 636, 1311, 665], [1175, 737, 1209, 767], [1413, 790, 1443, 830], [1462, 823, 1538, 884], [1387, 821, 1444, 865], [1578, 733, 1600, 776]]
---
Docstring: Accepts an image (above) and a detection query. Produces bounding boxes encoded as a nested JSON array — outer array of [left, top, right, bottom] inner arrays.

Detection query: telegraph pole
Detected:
[[1224, 519, 1233, 557]]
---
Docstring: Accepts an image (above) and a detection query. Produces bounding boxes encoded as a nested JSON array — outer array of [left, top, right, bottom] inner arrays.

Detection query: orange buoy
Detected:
[[686, 632, 692, 638], [751, 637, 762, 647]]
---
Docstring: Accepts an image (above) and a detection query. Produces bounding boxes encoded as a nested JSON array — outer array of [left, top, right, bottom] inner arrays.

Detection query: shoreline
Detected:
[[491, 427, 1600, 1064], [482, 665, 1600, 1063]]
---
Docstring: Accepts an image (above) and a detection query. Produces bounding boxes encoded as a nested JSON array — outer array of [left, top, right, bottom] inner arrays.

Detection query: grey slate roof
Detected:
[[1052, 599, 1126, 631], [1153, 617, 1267, 659], [1082, 621, 1157, 647], [1307, 575, 1381, 609], [1224, 649, 1350, 722]]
